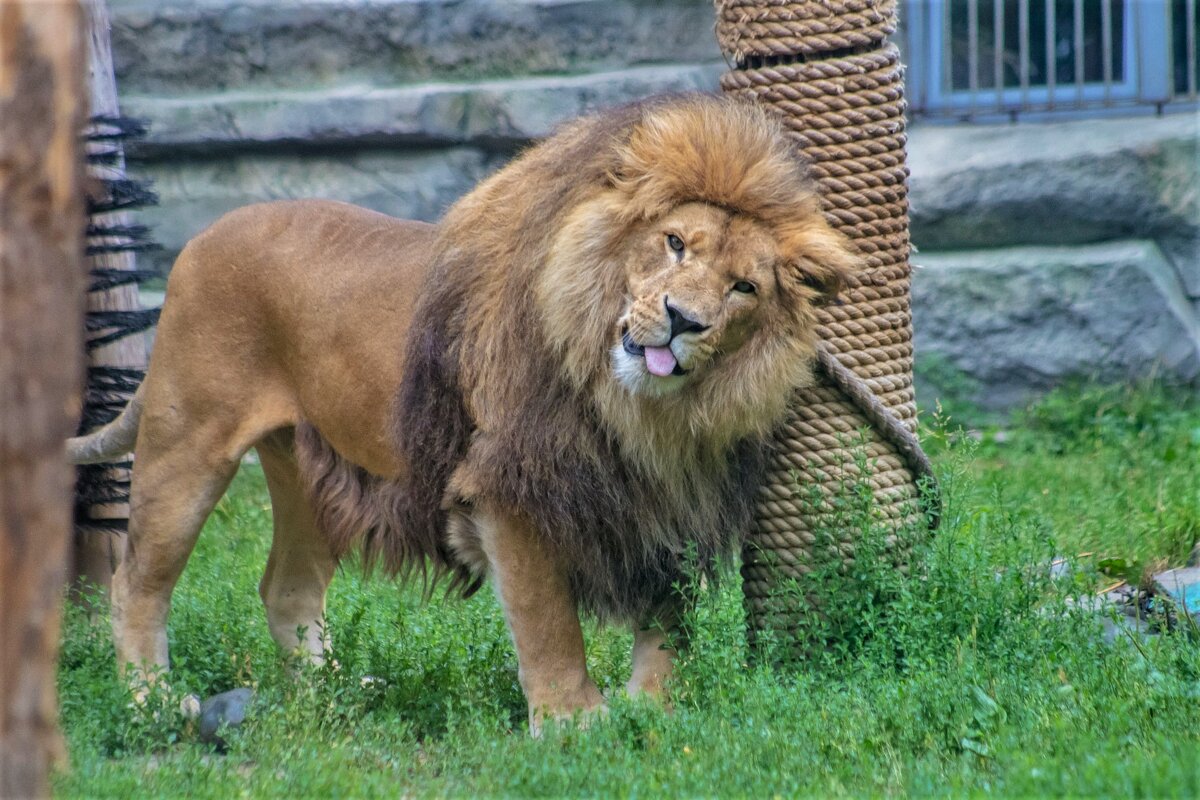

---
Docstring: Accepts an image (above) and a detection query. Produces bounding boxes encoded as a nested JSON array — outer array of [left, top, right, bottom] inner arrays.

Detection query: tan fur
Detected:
[[69, 96, 857, 731], [90, 199, 431, 681]]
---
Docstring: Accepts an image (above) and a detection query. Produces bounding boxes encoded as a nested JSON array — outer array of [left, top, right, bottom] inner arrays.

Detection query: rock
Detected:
[[913, 240, 1200, 414], [1062, 583, 1170, 647], [1061, 590, 1156, 646], [1062, 593, 1116, 615], [908, 114, 1199, 250], [1160, 235, 1200, 302], [122, 63, 725, 155], [128, 61, 723, 272], [111, 0, 722, 94], [1098, 614, 1157, 647], [198, 687, 254, 748], [133, 146, 503, 273], [1047, 556, 1072, 582], [180, 693, 201, 720]]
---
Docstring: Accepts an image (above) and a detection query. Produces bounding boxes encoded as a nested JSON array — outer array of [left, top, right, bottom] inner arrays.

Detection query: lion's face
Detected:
[[609, 200, 835, 400], [528, 97, 858, 451], [612, 202, 785, 397]]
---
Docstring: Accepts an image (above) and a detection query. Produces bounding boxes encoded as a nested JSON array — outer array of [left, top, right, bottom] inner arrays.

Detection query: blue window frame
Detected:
[[902, 0, 1192, 120]]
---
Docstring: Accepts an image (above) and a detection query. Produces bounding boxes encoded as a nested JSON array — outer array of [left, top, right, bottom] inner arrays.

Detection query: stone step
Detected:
[[123, 62, 725, 154], [908, 113, 1198, 251], [1153, 568, 1200, 618], [912, 240, 1200, 414], [111, 0, 722, 94], [134, 146, 503, 274]]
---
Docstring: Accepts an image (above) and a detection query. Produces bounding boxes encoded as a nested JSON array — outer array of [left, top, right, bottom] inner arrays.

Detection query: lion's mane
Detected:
[[303, 95, 848, 620]]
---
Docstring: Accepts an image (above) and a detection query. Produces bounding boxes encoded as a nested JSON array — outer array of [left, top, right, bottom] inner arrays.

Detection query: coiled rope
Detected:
[[716, 0, 936, 644]]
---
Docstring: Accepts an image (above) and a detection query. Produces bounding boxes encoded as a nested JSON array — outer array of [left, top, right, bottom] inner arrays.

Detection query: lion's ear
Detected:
[[781, 218, 860, 307]]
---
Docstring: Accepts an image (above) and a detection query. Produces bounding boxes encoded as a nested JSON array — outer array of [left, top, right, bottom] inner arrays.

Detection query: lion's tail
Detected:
[[66, 383, 145, 464]]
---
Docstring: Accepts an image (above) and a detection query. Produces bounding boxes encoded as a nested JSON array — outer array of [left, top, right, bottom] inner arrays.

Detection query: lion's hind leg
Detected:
[[111, 420, 243, 690], [256, 430, 337, 665]]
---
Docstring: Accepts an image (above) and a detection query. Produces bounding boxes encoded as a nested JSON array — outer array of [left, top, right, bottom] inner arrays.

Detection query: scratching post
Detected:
[[715, 0, 930, 648], [72, 0, 159, 598]]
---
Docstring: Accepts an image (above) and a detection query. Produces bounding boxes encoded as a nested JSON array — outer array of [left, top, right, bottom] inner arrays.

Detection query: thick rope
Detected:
[[718, 1, 934, 639], [716, 0, 897, 61], [815, 343, 939, 528]]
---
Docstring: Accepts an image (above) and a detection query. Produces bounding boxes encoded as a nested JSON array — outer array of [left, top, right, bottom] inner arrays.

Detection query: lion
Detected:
[[68, 94, 858, 732]]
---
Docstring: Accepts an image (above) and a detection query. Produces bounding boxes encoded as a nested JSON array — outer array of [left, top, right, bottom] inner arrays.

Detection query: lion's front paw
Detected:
[[528, 699, 608, 738], [526, 681, 606, 738]]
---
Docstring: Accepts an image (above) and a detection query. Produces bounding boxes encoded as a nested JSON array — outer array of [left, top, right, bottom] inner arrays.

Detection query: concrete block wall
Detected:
[[113, 0, 725, 273]]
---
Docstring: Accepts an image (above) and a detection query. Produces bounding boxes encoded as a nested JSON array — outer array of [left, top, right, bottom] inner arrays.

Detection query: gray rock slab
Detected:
[[122, 63, 725, 154], [908, 114, 1199, 249], [134, 146, 501, 273], [110, 0, 722, 94], [912, 240, 1200, 413], [1159, 236, 1200, 300], [1059, 591, 1156, 646]]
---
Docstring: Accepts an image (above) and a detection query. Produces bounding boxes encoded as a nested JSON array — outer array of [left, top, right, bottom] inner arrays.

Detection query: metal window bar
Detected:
[[941, 0, 953, 107], [994, 0, 1005, 108], [1019, 0, 1031, 104], [968, 0, 980, 111], [1102, 0, 1113, 103], [1187, 0, 1197, 99], [1075, 0, 1086, 104], [1045, 0, 1057, 109]]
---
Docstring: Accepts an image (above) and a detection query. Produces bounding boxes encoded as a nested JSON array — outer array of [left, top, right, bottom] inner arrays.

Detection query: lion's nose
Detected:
[[665, 297, 709, 339]]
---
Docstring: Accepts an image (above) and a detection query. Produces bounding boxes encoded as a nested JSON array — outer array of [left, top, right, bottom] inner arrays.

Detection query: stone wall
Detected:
[[907, 115, 1199, 415], [114, 0, 725, 274], [112, 0, 1199, 416]]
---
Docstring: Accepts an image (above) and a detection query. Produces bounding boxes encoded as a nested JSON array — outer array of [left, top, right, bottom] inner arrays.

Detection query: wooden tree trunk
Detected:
[[0, 2, 87, 796], [72, 0, 149, 595]]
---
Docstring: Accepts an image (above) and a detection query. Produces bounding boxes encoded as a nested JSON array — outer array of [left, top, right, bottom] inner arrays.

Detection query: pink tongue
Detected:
[[644, 345, 677, 377]]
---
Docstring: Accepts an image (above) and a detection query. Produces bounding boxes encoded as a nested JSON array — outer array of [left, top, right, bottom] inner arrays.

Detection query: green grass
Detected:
[[54, 383, 1200, 798], [963, 382, 1200, 573]]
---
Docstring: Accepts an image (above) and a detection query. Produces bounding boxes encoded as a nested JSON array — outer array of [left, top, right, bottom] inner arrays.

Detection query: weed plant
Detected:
[[54, 384, 1200, 797]]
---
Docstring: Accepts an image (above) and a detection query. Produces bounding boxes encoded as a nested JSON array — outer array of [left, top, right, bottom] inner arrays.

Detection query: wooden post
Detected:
[[71, 0, 149, 595], [0, 1, 87, 796]]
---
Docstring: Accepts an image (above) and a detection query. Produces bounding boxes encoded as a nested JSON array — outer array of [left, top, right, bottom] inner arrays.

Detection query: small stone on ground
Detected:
[[199, 687, 254, 748]]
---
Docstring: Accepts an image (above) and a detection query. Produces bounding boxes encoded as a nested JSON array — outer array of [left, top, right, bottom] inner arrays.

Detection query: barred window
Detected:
[[901, 0, 1198, 120]]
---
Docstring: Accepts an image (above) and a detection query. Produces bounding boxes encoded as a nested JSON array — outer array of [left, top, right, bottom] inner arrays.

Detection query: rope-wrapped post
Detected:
[[715, 0, 929, 649]]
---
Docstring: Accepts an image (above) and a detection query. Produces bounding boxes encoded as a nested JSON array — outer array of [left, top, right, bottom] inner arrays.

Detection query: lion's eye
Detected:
[[732, 280, 756, 294], [666, 234, 685, 254]]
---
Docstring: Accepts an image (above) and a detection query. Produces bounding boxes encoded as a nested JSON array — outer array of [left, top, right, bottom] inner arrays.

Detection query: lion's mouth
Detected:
[[622, 330, 687, 377]]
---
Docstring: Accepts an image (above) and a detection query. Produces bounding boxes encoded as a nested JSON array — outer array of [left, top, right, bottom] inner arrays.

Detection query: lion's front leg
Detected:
[[475, 505, 604, 735]]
